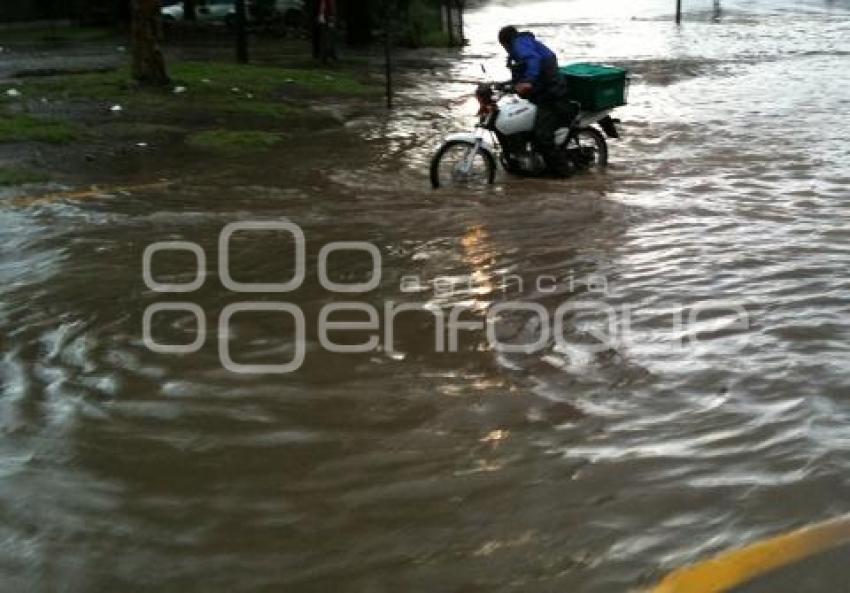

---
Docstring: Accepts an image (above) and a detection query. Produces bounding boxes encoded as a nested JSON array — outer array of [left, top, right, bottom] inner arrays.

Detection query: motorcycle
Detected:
[[430, 81, 622, 189]]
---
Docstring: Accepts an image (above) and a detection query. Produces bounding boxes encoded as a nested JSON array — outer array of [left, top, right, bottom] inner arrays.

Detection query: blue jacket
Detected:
[[509, 32, 556, 84], [508, 32, 566, 103]]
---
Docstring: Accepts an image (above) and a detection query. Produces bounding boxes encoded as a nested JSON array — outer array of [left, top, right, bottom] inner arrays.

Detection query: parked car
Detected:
[[247, 0, 305, 28], [161, 0, 236, 24], [268, 0, 305, 27], [161, 0, 304, 29]]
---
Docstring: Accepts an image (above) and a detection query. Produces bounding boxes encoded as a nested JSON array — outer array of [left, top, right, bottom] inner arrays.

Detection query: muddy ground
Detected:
[[0, 28, 449, 192]]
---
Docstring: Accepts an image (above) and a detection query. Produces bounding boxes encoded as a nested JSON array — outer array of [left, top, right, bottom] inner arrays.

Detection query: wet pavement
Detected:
[[1, 0, 849, 591], [0, 42, 122, 81]]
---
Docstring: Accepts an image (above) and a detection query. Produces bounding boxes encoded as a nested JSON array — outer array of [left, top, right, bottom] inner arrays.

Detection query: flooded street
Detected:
[[2, 0, 850, 590]]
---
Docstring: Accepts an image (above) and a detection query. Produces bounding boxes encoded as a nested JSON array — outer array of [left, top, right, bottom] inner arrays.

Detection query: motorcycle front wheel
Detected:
[[430, 140, 496, 189]]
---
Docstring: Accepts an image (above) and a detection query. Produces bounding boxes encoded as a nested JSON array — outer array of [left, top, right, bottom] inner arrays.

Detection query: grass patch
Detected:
[[418, 30, 451, 48], [406, 0, 452, 48], [25, 61, 377, 101], [186, 95, 304, 120], [0, 167, 49, 186], [185, 129, 283, 153], [0, 113, 78, 144], [3, 59, 373, 153], [21, 60, 377, 124], [22, 68, 299, 121], [170, 61, 378, 96]]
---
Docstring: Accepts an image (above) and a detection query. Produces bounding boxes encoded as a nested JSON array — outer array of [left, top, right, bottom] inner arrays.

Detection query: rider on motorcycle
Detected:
[[498, 26, 572, 175]]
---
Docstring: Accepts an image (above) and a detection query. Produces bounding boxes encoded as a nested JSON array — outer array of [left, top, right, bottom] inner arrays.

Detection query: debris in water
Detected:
[[201, 78, 212, 84], [480, 429, 510, 444], [136, 142, 149, 148], [231, 87, 241, 93], [5, 88, 21, 98], [110, 105, 123, 113], [173, 86, 187, 94]]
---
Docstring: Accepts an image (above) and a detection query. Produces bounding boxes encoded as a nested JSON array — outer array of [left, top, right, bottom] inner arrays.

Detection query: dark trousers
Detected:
[[534, 100, 573, 174]]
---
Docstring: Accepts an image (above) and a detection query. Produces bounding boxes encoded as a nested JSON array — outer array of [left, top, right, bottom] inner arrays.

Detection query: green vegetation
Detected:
[[171, 62, 378, 97], [25, 61, 376, 101], [417, 29, 451, 48], [186, 130, 283, 153], [0, 6, 453, 187], [20, 60, 378, 125], [0, 167, 49, 186], [0, 57, 379, 172], [405, 0, 451, 48], [0, 114, 78, 144]]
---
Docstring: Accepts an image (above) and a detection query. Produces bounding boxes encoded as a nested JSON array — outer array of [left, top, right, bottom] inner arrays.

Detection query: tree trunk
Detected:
[[183, 0, 197, 21], [307, 0, 321, 58], [235, 0, 249, 63], [343, 0, 372, 46], [315, 0, 338, 63], [131, 0, 169, 86]]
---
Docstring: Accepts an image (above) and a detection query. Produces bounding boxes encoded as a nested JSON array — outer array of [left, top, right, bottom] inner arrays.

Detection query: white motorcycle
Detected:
[[430, 81, 622, 189]]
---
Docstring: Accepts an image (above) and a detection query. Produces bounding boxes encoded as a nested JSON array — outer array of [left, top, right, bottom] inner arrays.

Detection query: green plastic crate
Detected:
[[559, 63, 629, 111]]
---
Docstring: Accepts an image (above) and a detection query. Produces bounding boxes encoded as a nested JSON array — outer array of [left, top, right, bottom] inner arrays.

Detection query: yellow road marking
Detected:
[[647, 514, 850, 593]]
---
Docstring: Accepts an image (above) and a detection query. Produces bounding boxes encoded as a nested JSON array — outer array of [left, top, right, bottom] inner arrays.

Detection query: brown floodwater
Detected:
[[1, 0, 849, 591]]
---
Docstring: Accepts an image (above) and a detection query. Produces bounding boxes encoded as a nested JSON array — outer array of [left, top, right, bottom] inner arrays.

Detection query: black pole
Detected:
[[458, 1, 465, 45], [676, 0, 682, 24], [384, 28, 393, 109], [183, 0, 197, 21], [446, 1, 454, 46], [235, 0, 248, 63], [382, 0, 392, 109]]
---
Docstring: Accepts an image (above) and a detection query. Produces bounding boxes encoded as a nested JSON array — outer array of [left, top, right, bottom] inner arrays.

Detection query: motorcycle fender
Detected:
[[597, 115, 621, 139], [577, 109, 612, 128], [442, 133, 498, 159]]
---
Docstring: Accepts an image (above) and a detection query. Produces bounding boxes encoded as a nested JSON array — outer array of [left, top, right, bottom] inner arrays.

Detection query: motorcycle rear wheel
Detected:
[[573, 127, 609, 169], [430, 140, 496, 189]]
